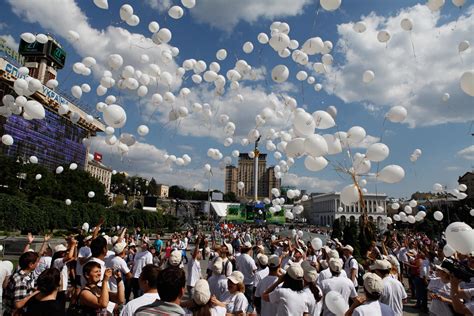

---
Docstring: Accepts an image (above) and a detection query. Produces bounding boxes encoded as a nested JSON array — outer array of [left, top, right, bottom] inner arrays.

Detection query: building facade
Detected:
[[224, 153, 281, 200], [86, 159, 112, 194], [156, 184, 169, 198], [302, 192, 388, 229], [0, 36, 104, 171]]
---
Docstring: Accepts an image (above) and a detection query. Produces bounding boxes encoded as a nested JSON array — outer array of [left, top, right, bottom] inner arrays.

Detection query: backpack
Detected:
[[350, 258, 365, 286], [222, 259, 234, 276]]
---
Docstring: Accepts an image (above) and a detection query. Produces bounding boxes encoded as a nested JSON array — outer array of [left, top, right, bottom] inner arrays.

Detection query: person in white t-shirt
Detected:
[[235, 241, 257, 310], [105, 241, 132, 293], [320, 258, 358, 316], [208, 257, 228, 301], [131, 243, 153, 298], [427, 265, 453, 316], [120, 264, 160, 316], [0, 260, 14, 308], [371, 259, 407, 316], [254, 253, 269, 289], [254, 255, 280, 316], [219, 271, 249, 315], [346, 272, 395, 316], [317, 252, 347, 288], [186, 239, 203, 296], [263, 264, 309, 316], [342, 245, 359, 289], [302, 262, 323, 316], [52, 239, 77, 311]]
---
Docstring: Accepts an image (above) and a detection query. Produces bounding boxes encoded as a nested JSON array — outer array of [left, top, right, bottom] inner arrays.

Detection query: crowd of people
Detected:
[[0, 219, 473, 316]]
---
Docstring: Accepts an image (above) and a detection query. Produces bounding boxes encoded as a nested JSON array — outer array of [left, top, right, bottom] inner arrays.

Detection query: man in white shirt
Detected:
[[346, 272, 395, 316], [106, 241, 132, 293], [120, 264, 160, 316], [208, 257, 228, 301], [132, 243, 153, 298], [255, 255, 280, 316], [254, 254, 269, 289], [320, 258, 358, 316], [372, 259, 407, 316], [186, 241, 203, 296], [343, 245, 359, 289], [236, 241, 257, 311]]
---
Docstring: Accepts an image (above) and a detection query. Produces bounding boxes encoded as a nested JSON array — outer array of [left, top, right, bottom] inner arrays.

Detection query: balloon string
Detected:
[[409, 32, 417, 63], [301, 81, 305, 104], [459, 53, 464, 65]]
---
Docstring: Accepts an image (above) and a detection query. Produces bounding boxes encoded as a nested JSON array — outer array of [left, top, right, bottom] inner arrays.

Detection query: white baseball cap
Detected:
[[369, 259, 392, 271], [342, 245, 354, 253], [113, 241, 127, 254], [363, 272, 384, 294], [329, 258, 342, 273], [228, 271, 244, 284], [268, 255, 280, 267], [287, 264, 304, 280], [193, 279, 211, 305], [54, 244, 67, 253], [257, 254, 268, 266], [169, 250, 182, 266]]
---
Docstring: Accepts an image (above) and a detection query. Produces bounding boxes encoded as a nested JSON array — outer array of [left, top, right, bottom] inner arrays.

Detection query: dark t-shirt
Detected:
[[25, 298, 65, 316]]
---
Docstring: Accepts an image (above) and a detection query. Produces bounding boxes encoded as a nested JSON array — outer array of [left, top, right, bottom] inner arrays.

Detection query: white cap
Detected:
[[370, 259, 391, 271], [212, 257, 223, 274], [84, 235, 92, 242], [342, 245, 354, 253], [193, 279, 211, 305], [287, 264, 304, 280], [54, 244, 67, 253], [304, 267, 318, 283], [223, 242, 233, 255], [228, 271, 244, 284], [169, 250, 182, 266], [268, 255, 280, 267], [113, 241, 127, 254], [328, 249, 340, 259], [257, 254, 268, 266], [363, 272, 384, 294], [329, 258, 342, 273]]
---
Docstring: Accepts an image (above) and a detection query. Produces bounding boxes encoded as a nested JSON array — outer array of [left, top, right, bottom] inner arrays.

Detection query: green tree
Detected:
[[148, 177, 158, 196], [331, 218, 343, 240]]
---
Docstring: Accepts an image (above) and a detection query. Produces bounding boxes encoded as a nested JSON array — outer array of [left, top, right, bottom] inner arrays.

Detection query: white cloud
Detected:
[[146, 0, 312, 32], [0, 34, 18, 50], [323, 4, 474, 127], [90, 136, 222, 190], [282, 173, 341, 193], [353, 135, 380, 149], [457, 145, 474, 160]]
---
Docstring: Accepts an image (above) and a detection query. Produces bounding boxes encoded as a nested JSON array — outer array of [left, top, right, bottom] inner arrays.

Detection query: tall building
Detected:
[[224, 153, 281, 200], [86, 158, 112, 194], [0, 35, 104, 171], [302, 192, 388, 229]]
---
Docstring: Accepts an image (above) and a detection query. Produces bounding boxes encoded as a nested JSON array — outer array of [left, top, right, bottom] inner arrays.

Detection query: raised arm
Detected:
[[38, 234, 51, 256], [23, 233, 34, 253], [92, 217, 106, 240]]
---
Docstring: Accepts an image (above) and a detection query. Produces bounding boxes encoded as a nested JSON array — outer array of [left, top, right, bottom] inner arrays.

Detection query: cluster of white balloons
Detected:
[[409, 148, 422, 162], [164, 153, 192, 167]]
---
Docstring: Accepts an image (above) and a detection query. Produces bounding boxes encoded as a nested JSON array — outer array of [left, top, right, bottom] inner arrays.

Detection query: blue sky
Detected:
[[0, 0, 473, 199]]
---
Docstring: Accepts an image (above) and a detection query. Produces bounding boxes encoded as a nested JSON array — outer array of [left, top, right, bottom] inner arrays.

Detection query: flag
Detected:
[[94, 152, 102, 162]]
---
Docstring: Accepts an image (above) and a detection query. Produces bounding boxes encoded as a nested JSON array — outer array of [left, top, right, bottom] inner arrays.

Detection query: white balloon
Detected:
[[404, 205, 412, 214], [400, 18, 413, 31], [168, 5, 184, 19], [243, 42, 254, 54], [340, 184, 360, 206], [377, 165, 405, 184], [313, 111, 336, 129], [442, 93, 450, 102], [56, 166, 64, 174], [304, 134, 328, 157], [304, 156, 328, 172], [445, 222, 474, 255], [137, 125, 149, 136], [24, 100, 45, 119], [347, 126, 366, 144], [120, 4, 133, 20], [433, 183, 444, 192], [296, 71, 308, 81], [386, 106, 408, 123], [257, 33, 269, 44], [20, 32, 36, 43], [458, 184, 467, 192], [88, 191, 95, 198], [271, 65, 289, 83], [69, 163, 78, 170], [427, 0, 445, 11], [103, 104, 127, 128], [237, 181, 245, 190], [353, 21, 366, 33], [362, 70, 375, 83], [409, 200, 417, 208], [460, 71, 474, 97], [452, 0, 466, 7], [216, 49, 227, 61], [366, 143, 389, 162], [323, 134, 342, 155], [285, 138, 305, 158], [377, 30, 391, 43], [153, 28, 172, 44], [458, 40, 470, 52], [1, 134, 13, 146], [182, 0, 196, 8], [320, 0, 342, 11], [126, 14, 140, 26], [407, 215, 416, 224]]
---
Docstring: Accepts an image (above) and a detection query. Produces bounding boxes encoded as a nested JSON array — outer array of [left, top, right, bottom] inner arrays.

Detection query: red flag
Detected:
[[94, 152, 102, 162]]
